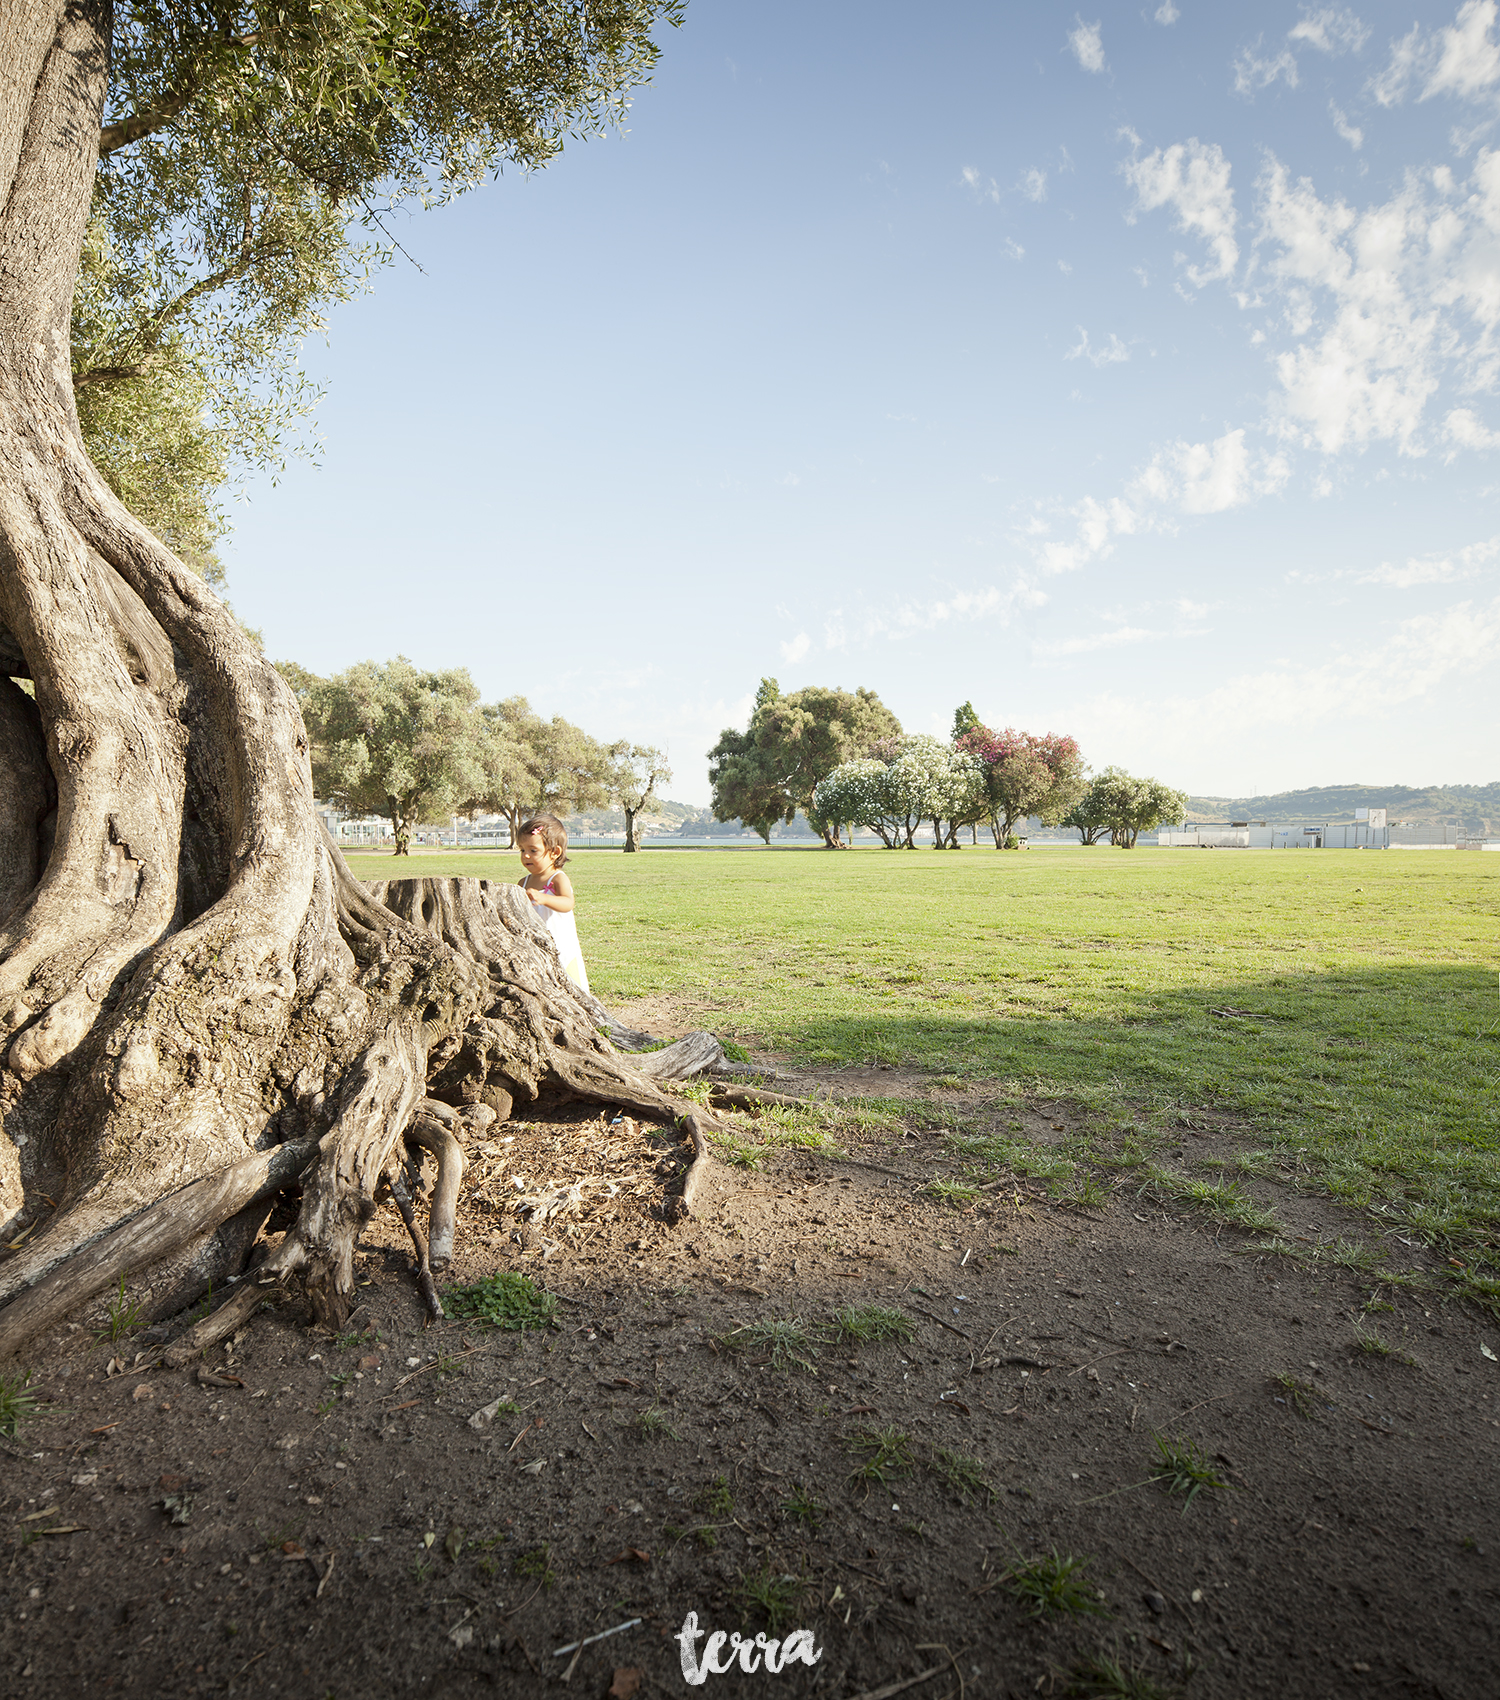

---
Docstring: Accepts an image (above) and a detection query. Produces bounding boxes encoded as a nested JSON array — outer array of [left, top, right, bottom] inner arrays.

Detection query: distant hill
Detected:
[[1185, 783, 1500, 833]]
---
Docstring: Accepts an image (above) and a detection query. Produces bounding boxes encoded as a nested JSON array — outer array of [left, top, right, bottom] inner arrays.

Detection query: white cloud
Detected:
[[1066, 327, 1131, 366], [1370, 1, 1500, 106], [1155, 2, 1180, 23], [1034, 625, 1157, 658], [1253, 151, 1500, 455], [779, 631, 810, 664], [1068, 18, 1106, 74], [1029, 430, 1290, 578], [1444, 407, 1500, 451], [1359, 536, 1500, 586], [1233, 41, 1300, 94], [780, 472, 800, 486], [1288, 8, 1370, 55], [962, 164, 1001, 204], [1058, 259, 1073, 274], [1330, 102, 1364, 149], [1133, 428, 1290, 513], [1005, 237, 1026, 260], [1020, 167, 1048, 202], [1071, 595, 1500, 763], [1122, 137, 1240, 286], [819, 580, 1046, 652]]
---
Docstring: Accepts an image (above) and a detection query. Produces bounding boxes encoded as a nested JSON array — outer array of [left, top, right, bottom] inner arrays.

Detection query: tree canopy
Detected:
[[1083, 768, 1190, 849], [957, 725, 1088, 848], [78, 0, 685, 577], [291, 657, 489, 854], [708, 678, 902, 846], [609, 744, 672, 852]]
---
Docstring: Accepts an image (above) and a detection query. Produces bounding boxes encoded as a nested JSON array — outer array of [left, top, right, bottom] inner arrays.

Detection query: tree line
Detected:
[[710, 681, 1187, 850], [277, 658, 669, 855]]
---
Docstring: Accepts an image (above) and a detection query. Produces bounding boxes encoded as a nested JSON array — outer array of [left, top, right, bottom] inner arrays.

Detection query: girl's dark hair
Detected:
[[517, 813, 569, 866]]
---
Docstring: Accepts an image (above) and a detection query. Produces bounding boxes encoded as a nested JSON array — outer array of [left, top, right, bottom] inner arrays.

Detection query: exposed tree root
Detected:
[[386, 1159, 444, 1324]]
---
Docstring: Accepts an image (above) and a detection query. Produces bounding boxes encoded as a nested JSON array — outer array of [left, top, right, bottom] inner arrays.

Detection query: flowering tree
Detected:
[[955, 726, 1088, 848], [815, 736, 982, 849]]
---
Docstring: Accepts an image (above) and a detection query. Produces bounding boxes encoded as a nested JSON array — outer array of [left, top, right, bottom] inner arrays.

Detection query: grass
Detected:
[[346, 847, 1500, 1299], [1002, 1549, 1108, 1618], [737, 1564, 807, 1635], [927, 1446, 989, 1503], [0, 1371, 37, 1437], [634, 1404, 679, 1441], [715, 1317, 820, 1371], [441, 1271, 557, 1331], [1150, 1434, 1232, 1509], [96, 1276, 142, 1343], [833, 1303, 917, 1344], [780, 1485, 824, 1529], [1273, 1373, 1332, 1419], [844, 1426, 916, 1486], [1065, 1652, 1178, 1699]]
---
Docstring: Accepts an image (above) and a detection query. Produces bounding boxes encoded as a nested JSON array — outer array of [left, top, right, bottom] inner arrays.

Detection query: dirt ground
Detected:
[[2, 1042, 1497, 1700]]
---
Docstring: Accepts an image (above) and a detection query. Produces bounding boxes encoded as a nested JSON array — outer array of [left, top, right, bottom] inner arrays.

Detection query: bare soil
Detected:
[[3, 1053, 1497, 1700]]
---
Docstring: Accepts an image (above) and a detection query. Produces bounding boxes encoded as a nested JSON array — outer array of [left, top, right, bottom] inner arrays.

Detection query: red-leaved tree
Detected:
[[955, 727, 1088, 848]]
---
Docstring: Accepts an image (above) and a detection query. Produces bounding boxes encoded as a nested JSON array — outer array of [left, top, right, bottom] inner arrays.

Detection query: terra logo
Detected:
[[675, 1611, 824, 1684]]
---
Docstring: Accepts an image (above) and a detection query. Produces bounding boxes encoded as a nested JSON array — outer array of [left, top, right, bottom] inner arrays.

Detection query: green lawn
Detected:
[[345, 844, 1500, 1302]]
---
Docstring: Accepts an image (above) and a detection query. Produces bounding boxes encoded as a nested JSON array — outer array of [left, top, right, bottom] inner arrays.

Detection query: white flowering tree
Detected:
[[815, 737, 985, 849]]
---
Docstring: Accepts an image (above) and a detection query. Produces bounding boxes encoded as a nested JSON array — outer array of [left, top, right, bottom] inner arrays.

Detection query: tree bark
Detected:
[[0, 4, 731, 1358]]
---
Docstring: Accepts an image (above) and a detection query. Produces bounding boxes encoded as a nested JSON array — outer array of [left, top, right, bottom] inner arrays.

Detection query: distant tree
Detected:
[[815, 735, 976, 850], [469, 697, 614, 839], [956, 726, 1087, 848], [708, 679, 901, 846], [1090, 768, 1189, 848], [1063, 783, 1111, 846], [609, 744, 672, 853], [293, 658, 488, 855], [951, 700, 983, 742]]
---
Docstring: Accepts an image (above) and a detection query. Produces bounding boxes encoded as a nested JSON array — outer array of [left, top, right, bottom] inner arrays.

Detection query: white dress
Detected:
[[521, 875, 590, 994]]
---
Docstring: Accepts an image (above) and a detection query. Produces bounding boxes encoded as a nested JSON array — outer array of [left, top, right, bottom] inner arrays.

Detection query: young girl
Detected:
[[516, 814, 590, 994]]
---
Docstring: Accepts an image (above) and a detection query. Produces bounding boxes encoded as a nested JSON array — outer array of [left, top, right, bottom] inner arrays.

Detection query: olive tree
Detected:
[[294, 658, 491, 855], [0, 0, 699, 1361], [609, 744, 672, 852], [709, 678, 901, 847]]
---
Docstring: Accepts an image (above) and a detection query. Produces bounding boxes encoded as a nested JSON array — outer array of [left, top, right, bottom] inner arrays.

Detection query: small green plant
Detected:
[[720, 1038, 752, 1064], [928, 1446, 988, 1504], [845, 1426, 915, 1486], [1003, 1550, 1107, 1618], [780, 1485, 824, 1530], [1065, 1651, 1176, 1699], [716, 1317, 819, 1372], [737, 1564, 806, 1636], [443, 1271, 557, 1331], [1150, 1434, 1232, 1509], [431, 1350, 465, 1381], [97, 1276, 143, 1343], [327, 1371, 351, 1391], [1273, 1374, 1331, 1420], [411, 1555, 432, 1583], [925, 1178, 980, 1207], [834, 1303, 917, 1345], [0, 1371, 38, 1438], [635, 1404, 679, 1441], [1056, 1172, 1115, 1211], [708, 1132, 765, 1169], [693, 1475, 734, 1518], [512, 1545, 556, 1590]]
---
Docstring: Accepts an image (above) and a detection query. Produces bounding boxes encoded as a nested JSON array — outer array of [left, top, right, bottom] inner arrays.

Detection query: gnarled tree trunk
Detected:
[[0, 0, 726, 1361]]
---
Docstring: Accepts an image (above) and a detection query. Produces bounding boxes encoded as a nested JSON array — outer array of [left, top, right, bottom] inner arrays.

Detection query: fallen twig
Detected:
[[912, 1306, 972, 1340], [846, 1663, 949, 1700]]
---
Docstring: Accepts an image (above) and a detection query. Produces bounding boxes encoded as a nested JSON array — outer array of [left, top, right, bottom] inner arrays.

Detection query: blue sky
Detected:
[[225, 1, 1500, 806]]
